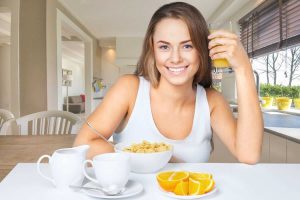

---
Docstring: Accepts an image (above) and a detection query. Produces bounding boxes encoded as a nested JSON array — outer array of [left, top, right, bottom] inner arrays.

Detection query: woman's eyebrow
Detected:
[[156, 40, 192, 44]]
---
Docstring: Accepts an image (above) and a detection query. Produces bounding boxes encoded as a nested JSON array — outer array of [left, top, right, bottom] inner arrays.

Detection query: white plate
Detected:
[[81, 180, 143, 199], [158, 186, 217, 199]]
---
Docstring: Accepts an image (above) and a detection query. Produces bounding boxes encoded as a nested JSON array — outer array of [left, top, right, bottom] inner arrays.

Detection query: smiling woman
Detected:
[[73, 2, 263, 164]]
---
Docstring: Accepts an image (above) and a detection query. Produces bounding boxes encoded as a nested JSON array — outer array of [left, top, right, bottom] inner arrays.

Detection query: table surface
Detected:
[[0, 135, 76, 180], [0, 163, 300, 200]]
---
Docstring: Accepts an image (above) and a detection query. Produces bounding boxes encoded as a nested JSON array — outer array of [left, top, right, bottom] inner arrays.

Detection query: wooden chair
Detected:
[[0, 109, 15, 135], [16, 110, 82, 135]]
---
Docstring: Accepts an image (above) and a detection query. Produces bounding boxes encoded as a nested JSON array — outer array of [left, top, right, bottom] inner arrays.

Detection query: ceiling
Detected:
[[58, 0, 264, 40]]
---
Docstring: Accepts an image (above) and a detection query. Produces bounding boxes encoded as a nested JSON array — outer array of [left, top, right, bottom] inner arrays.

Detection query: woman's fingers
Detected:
[[209, 45, 227, 58], [208, 30, 238, 40], [208, 37, 238, 49]]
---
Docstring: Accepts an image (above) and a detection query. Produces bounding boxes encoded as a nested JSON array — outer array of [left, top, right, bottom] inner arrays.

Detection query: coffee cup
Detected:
[[37, 145, 89, 190], [82, 153, 130, 194]]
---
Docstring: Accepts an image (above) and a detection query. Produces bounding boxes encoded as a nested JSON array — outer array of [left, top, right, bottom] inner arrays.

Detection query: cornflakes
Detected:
[[123, 140, 171, 153]]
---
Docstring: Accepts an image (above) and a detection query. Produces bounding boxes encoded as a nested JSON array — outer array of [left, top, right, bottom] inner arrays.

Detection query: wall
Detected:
[[0, 45, 10, 109], [100, 37, 143, 89], [101, 47, 118, 88], [19, 0, 47, 115]]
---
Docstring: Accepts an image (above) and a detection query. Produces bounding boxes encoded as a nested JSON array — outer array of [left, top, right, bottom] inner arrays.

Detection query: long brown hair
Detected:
[[135, 2, 212, 88]]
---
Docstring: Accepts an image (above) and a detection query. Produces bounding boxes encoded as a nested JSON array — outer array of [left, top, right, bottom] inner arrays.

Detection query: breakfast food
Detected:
[[123, 140, 171, 153], [157, 171, 215, 196]]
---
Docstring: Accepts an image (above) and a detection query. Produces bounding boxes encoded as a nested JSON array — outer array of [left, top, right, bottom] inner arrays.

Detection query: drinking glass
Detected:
[[209, 21, 233, 74]]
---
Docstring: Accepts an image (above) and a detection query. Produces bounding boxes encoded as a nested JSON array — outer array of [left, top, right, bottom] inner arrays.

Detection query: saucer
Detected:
[[158, 186, 217, 199], [81, 180, 143, 199]]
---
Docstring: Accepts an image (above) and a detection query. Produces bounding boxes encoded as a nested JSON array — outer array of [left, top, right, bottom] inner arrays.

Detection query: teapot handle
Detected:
[[82, 160, 98, 184], [37, 155, 55, 185]]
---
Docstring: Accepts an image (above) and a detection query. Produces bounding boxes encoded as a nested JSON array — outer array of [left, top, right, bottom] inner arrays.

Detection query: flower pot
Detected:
[[294, 98, 300, 109], [261, 97, 273, 108], [276, 97, 292, 110]]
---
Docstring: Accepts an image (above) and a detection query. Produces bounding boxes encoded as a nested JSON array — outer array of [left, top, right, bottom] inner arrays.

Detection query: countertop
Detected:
[[232, 106, 300, 144]]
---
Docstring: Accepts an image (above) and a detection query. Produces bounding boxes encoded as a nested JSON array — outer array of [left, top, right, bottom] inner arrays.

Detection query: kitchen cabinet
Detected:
[[260, 132, 270, 162], [287, 140, 300, 163], [269, 133, 287, 163]]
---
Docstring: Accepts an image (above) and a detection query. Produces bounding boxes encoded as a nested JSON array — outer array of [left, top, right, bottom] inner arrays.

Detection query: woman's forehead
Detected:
[[153, 18, 191, 43]]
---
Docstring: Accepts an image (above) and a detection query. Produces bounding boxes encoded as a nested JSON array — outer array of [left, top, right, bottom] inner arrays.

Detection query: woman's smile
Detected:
[[165, 65, 189, 75]]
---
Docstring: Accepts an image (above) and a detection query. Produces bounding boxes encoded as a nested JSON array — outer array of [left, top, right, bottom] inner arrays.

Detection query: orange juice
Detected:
[[212, 58, 230, 68]]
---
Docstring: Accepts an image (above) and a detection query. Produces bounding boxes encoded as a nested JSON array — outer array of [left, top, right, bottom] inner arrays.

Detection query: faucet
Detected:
[[253, 70, 263, 104], [253, 70, 260, 96]]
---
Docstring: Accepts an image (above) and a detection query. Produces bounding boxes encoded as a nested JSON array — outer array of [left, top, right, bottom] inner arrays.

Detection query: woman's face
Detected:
[[153, 18, 199, 87]]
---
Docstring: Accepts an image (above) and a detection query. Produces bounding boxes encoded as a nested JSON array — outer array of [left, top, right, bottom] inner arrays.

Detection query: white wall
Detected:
[[101, 47, 118, 88], [0, 45, 10, 109]]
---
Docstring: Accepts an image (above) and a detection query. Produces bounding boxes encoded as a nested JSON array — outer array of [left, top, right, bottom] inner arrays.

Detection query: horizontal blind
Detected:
[[239, 0, 300, 58]]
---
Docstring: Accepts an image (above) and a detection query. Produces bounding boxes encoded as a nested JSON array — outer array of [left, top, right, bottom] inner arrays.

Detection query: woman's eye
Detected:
[[183, 44, 193, 49], [159, 45, 169, 50]]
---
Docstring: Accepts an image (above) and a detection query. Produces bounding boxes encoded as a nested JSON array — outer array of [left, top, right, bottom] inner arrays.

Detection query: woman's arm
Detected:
[[207, 30, 264, 164], [73, 75, 139, 159]]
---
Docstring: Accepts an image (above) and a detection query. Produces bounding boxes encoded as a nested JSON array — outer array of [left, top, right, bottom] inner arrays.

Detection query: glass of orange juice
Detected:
[[209, 21, 233, 73]]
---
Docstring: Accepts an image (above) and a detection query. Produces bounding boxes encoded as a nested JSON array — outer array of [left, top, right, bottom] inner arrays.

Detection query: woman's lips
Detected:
[[166, 66, 188, 75]]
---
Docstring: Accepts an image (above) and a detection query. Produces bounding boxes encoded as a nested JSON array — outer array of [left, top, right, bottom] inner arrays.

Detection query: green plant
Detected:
[[260, 84, 300, 98]]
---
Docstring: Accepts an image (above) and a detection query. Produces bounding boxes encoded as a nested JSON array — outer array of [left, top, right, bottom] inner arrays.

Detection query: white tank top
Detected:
[[113, 77, 212, 163]]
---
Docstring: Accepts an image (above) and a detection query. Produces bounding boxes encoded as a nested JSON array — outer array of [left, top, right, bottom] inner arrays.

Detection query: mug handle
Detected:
[[82, 160, 98, 184], [37, 155, 55, 185]]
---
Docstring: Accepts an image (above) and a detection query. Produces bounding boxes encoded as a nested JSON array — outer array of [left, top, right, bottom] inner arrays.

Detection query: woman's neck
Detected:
[[152, 78, 196, 106]]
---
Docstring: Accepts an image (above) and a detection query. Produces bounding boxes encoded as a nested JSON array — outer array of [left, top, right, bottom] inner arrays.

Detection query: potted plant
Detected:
[[293, 90, 300, 110], [261, 93, 273, 109], [276, 87, 292, 110]]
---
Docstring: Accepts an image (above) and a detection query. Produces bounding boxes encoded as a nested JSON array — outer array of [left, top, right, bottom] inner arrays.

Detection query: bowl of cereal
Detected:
[[114, 140, 173, 173]]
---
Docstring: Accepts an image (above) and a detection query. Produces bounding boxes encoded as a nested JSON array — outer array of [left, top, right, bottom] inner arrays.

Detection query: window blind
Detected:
[[239, 0, 300, 58]]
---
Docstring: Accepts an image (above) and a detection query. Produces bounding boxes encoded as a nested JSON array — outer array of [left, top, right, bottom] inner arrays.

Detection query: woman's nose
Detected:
[[170, 48, 182, 63]]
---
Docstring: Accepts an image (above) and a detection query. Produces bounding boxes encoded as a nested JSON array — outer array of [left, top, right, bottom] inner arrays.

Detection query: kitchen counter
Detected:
[[232, 108, 300, 144]]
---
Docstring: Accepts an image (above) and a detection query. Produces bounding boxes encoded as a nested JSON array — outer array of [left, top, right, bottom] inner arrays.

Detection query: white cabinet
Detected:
[[287, 140, 300, 163], [260, 132, 270, 163], [269, 133, 287, 163]]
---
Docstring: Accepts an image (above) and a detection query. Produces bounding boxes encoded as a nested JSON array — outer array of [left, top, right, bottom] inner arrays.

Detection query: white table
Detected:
[[0, 163, 299, 200]]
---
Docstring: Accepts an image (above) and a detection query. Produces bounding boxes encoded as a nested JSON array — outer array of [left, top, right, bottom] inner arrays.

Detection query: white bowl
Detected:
[[114, 141, 173, 174]]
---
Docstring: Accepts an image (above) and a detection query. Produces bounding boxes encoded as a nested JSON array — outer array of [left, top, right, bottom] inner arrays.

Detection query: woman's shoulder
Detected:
[[112, 74, 140, 99], [205, 87, 227, 111], [115, 74, 139, 90]]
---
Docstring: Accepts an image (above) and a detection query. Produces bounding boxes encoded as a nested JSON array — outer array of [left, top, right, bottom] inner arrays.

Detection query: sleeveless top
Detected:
[[113, 77, 212, 163]]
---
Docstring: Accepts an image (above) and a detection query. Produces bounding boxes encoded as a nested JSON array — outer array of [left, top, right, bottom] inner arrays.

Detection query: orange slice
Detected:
[[190, 172, 213, 180], [157, 171, 189, 192], [173, 181, 188, 195], [189, 177, 205, 195]]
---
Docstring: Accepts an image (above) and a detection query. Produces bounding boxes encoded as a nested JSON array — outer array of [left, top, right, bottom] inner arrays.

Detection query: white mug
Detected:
[[83, 153, 130, 193], [37, 145, 89, 190]]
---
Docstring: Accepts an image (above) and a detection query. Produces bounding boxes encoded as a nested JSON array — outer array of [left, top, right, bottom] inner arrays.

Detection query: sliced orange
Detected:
[[156, 171, 189, 192], [202, 178, 215, 193], [190, 172, 213, 180], [189, 177, 205, 195], [173, 181, 188, 195]]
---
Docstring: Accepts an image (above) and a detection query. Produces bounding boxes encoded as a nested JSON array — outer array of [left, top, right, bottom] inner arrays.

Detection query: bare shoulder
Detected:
[[205, 87, 228, 112], [104, 75, 139, 104]]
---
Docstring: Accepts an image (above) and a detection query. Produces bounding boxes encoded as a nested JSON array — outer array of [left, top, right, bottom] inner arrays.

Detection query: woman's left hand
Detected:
[[208, 30, 251, 72]]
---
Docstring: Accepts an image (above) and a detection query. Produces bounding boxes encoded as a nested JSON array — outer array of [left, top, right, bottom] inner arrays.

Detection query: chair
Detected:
[[0, 109, 15, 135], [16, 110, 82, 135]]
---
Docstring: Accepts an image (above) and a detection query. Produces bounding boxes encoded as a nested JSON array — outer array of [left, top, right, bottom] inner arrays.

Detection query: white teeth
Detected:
[[168, 67, 186, 72]]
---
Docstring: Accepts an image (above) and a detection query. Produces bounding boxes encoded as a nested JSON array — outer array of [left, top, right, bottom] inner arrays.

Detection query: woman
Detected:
[[74, 2, 263, 164]]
